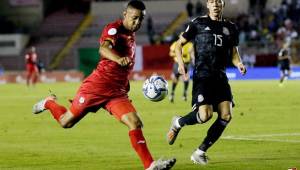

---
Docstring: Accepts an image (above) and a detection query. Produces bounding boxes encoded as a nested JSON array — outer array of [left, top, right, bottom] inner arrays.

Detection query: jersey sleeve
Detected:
[[182, 22, 197, 41], [230, 22, 239, 46], [99, 23, 118, 46]]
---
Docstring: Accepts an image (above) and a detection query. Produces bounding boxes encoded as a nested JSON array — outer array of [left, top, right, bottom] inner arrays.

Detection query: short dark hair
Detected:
[[127, 0, 146, 10], [207, 0, 225, 7]]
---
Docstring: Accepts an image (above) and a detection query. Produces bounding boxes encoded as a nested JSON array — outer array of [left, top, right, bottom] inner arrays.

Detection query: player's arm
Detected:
[[32, 54, 37, 64], [169, 42, 176, 58], [278, 48, 285, 60], [278, 48, 289, 60], [188, 44, 195, 65], [232, 46, 247, 75], [99, 40, 132, 66], [175, 35, 189, 79], [25, 54, 29, 61]]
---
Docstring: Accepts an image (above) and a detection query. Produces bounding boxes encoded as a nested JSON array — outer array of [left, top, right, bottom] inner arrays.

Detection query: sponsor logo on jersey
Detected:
[[79, 97, 85, 104], [223, 27, 230, 35], [204, 26, 211, 31], [108, 28, 117, 35]]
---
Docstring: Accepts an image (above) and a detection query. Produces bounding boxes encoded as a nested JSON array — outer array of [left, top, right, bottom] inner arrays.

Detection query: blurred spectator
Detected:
[[235, 0, 299, 49], [186, 0, 194, 19], [242, 49, 256, 67], [0, 64, 4, 76], [0, 16, 15, 33], [195, 0, 205, 16], [147, 16, 156, 44], [37, 60, 46, 74], [276, 19, 298, 47]]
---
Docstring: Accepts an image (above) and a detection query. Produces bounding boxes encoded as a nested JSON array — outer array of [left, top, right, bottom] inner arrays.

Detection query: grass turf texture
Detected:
[[0, 80, 299, 170]]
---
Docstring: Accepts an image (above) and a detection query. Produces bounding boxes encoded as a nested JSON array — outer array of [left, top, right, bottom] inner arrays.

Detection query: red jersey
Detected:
[[25, 52, 37, 65], [80, 19, 136, 97]]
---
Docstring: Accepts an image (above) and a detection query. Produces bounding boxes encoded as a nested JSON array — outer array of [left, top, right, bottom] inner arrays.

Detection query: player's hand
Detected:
[[117, 57, 133, 67], [178, 65, 189, 81], [237, 63, 247, 75]]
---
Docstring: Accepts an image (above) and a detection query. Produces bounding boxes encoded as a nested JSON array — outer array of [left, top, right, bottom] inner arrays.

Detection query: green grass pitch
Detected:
[[0, 80, 299, 170]]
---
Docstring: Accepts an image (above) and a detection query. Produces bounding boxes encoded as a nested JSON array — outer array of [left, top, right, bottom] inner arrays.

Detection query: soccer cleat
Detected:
[[167, 116, 182, 145], [146, 158, 176, 170], [32, 94, 57, 114], [190, 150, 208, 165]]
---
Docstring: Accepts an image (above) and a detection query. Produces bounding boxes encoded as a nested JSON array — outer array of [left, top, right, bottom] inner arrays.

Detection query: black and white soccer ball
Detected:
[[142, 75, 168, 102]]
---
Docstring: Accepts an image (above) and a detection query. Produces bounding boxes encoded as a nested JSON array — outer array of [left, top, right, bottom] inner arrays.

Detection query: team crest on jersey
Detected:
[[79, 97, 85, 104], [223, 27, 230, 35], [108, 28, 117, 35], [197, 94, 204, 102]]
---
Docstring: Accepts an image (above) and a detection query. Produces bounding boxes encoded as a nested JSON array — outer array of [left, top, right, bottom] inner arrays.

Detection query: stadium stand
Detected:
[[0, 0, 299, 75]]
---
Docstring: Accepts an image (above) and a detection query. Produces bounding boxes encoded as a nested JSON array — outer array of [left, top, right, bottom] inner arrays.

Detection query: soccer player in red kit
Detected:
[[32, 1, 176, 170], [25, 46, 39, 86]]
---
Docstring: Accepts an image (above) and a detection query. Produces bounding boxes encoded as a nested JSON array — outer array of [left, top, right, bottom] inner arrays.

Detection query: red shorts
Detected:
[[26, 64, 38, 75], [69, 91, 136, 120]]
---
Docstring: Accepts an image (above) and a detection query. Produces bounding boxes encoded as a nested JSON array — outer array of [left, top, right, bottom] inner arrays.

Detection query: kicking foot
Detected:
[[166, 116, 182, 145], [190, 150, 208, 165], [146, 158, 176, 170], [32, 94, 57, 114]]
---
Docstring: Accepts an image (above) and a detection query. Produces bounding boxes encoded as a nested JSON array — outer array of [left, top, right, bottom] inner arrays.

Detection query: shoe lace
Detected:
[[199, 153, 208, 161]]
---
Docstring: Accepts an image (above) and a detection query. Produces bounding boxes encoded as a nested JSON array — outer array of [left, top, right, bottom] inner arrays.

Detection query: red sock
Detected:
[[45, 100, 67, 121], [129, 129, 154, 169]]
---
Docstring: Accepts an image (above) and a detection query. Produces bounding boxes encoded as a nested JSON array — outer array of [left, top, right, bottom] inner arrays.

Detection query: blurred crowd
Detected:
[[235, 0, 300, 47]]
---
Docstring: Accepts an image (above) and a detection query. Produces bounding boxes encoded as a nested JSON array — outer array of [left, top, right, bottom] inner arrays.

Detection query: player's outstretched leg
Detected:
[[166, 116, 182, 145], [33, 94, 77, 128], [120, 110, 176, 170], [192, 116, 230, 165], [146, 158, 176, 170]]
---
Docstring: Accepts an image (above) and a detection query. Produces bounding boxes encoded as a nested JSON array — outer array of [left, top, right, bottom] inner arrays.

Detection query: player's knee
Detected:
[[60, 122, 73, 129], [59, 118, 75, 129], [135, 119, 143, 129], [220, 113, 232, 122], [128, 117, 143, 129], [198, 110, 213, 123]]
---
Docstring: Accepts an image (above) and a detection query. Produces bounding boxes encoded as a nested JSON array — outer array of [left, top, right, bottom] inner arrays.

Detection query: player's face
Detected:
[[123, 7, 145, 32], [31, 47, 36, 53], [207, 0, 224, 19]]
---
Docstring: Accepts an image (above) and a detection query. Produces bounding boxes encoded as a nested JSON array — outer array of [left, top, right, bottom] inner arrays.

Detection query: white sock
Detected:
[[175, 118, 181, 128], [195, 148, 205, 155]]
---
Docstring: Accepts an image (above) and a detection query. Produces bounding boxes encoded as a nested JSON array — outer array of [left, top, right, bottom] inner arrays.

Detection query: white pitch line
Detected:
[[222, 133, 300, 143], [224, 133, 300, 138], [221, 136, 300, 143]]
